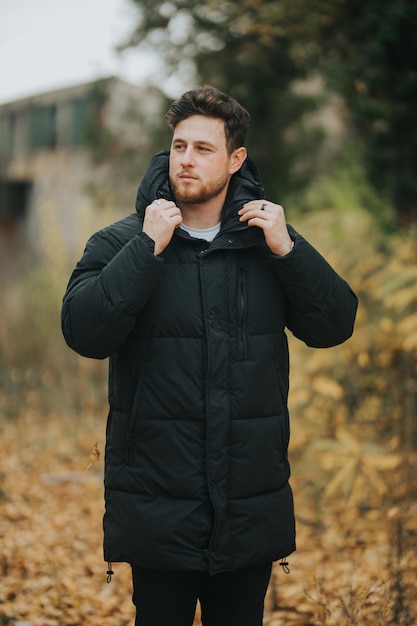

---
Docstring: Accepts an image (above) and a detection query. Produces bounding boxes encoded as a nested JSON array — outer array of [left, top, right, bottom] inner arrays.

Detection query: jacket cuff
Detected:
[[138, 231, 156, 254]]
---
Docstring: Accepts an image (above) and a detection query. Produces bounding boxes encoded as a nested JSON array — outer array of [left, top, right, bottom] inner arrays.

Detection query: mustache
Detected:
[[179, 170, 197, 176]]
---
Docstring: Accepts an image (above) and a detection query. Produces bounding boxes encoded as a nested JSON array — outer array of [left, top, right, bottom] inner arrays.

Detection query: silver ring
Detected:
[[260, 203, 267, 211], [153, 199, 162, 205]]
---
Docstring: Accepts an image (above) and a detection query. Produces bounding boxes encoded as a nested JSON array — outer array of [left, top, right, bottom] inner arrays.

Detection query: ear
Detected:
[[229, 147, 247, 175]]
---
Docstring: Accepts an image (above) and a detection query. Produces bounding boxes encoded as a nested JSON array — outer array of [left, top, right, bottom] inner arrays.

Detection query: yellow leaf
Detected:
[[312, 376, 344, 399]]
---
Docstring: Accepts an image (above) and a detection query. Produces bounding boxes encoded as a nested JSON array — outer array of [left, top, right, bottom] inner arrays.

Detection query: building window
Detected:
[[71, 98, 91, 145], [0, 179, 32, 242], [0, 113, 15, 159], [29, 105, 57, 150]]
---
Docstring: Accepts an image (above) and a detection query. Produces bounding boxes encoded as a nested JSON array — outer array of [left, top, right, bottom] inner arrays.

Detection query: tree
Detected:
[[122, 0, 417, 225], [307, 0, 417, 226]]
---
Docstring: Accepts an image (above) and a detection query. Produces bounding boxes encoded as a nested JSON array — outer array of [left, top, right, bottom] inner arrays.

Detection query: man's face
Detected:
[[169, 115, 239, 206]]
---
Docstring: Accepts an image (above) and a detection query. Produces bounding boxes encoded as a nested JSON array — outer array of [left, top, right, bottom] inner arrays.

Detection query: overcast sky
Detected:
[[0, 0, 166, 104]]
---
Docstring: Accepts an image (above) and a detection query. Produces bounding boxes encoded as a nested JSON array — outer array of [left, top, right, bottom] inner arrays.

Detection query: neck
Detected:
[[177, 194, 226, 229]]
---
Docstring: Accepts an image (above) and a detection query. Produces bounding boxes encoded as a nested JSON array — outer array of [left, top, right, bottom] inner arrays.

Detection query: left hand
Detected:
[[238, 200, 293, 256]]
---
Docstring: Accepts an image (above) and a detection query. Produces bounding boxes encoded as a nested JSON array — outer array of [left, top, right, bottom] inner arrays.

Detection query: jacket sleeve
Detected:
[[61, 227, 163, 359], [272, 227, 358, 348]]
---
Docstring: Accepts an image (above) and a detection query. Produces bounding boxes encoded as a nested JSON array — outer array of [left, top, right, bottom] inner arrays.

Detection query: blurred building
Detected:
[[0, 77, 164, 257]]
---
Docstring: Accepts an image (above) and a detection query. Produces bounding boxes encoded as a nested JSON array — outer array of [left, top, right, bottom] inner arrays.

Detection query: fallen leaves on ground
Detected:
[[0, 411, 416, 626]]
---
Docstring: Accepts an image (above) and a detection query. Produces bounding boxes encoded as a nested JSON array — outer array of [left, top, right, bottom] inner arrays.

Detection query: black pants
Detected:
[[131, 562, 272, 626]]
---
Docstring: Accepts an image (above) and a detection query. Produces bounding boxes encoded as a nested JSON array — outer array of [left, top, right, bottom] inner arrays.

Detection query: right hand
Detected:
[[143, 199, 183, 255]]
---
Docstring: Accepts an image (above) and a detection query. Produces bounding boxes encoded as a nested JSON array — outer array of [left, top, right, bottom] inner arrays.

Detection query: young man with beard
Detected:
[[62, 85, 358, 626]]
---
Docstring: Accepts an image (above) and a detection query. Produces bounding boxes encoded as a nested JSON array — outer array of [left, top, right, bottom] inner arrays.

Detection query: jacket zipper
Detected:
[[198, 253, 221, 566]]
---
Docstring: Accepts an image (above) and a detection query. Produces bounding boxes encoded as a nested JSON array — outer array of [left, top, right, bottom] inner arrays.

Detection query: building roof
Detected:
[[0, 76, 144, 110]]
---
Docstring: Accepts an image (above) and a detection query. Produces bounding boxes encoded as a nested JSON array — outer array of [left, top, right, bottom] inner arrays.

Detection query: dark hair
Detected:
[[165, 85, 250, 154]]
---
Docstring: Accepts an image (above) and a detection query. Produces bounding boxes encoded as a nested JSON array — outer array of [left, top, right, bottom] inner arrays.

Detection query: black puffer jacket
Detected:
[[62, 151, 357, 574]]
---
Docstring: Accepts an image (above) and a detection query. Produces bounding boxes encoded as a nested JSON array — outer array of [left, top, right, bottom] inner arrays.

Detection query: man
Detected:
[[62, 85, 358, 626]]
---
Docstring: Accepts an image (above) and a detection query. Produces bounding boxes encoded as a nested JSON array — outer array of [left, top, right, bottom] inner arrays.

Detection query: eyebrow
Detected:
[[172, 137, 217, 150]]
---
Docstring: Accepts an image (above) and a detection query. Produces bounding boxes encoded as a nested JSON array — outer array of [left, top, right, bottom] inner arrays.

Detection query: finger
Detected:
[[239, 208, 269, 222], [147, 200, 175, 216], [152, 199, 176, 208], [164, 207, 182, 220], [239, 201, 270, 215]]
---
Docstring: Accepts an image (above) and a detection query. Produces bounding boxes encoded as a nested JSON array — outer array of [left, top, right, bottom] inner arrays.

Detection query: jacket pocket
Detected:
[[126, 374, 147, 464], [106, 409, 130, 465]]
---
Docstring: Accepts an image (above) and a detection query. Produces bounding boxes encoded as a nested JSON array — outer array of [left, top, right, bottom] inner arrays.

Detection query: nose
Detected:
[[180, 146, 195, 167]]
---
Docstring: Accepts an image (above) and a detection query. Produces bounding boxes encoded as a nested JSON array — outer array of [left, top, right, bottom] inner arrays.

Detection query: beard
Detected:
[[170, 171, 230, 205]]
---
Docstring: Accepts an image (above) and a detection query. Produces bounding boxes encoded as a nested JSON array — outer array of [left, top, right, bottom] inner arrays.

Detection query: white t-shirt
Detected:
[[180, 223, 221, 242]]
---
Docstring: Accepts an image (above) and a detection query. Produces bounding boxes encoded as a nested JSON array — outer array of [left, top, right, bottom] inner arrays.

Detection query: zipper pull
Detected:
[[279, 557, 290, 574], [106, 561, 114, 583]]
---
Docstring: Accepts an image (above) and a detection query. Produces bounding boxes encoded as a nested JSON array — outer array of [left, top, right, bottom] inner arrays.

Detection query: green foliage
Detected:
[[290, 142, 394, 230], [308, 0, 417, 225]]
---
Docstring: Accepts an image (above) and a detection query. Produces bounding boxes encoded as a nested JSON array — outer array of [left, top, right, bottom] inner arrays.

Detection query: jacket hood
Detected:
[[135, 150, 265, 232]]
